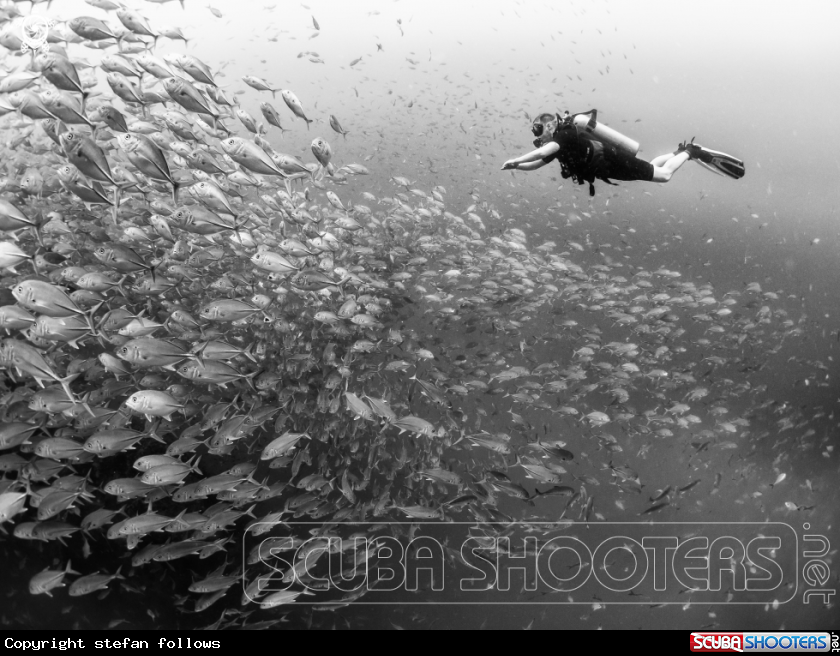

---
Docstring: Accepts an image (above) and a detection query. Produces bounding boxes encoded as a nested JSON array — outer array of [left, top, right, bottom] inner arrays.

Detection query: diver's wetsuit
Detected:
[[541, 126, 654, 196]]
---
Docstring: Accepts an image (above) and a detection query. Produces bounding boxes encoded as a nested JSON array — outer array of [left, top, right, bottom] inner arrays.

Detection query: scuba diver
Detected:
[[501, 110, 745, 197]]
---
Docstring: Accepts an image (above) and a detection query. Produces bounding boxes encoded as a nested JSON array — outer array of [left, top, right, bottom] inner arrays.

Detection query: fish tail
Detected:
[[246, 472, 267, 490], [172, 181, 180, 205], [241, 343, 258, 364], [190, 455, 203, 476], [179, 0, 185, 8], [115, 275, 130, 297], [57, 373, 83, 409], [305, 118, 312, 130], [31, 223, 46, 250], [83, 301, 106, 337], [242, 371, 258, 393], [112, 186, 122, 225], [145, 426, 166, 444], [271, 89, 277, 99]]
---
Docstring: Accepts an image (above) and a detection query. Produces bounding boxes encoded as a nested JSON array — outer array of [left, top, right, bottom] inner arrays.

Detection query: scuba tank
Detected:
[[564, 109, 640, 156]]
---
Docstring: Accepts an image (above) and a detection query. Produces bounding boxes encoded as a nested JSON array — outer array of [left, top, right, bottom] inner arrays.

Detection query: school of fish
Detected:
[[0, 0, 830, 631]]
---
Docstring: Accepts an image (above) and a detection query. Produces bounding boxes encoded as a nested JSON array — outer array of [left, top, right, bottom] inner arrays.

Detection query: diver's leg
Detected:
[[650, 152, 675, 167], [651, 151, 690, 182]]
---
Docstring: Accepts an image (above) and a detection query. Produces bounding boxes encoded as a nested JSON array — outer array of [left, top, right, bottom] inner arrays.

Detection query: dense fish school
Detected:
[[0, 0, 834, 631]]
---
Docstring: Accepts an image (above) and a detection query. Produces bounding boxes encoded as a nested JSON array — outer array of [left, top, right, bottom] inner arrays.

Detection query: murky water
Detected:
[[0, 0, 837, 630]]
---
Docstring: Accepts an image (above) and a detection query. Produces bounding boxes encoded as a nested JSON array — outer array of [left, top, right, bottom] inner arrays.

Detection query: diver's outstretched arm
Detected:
[[516, 160, 549, 171], [501, 142, 560, 170]]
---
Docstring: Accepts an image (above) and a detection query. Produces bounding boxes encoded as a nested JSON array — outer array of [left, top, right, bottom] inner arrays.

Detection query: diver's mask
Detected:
[[531, 122, 545, 138], [531, 123, 544, 148]]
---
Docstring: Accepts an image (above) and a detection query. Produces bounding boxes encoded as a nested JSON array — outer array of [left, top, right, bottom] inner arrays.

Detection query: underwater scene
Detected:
[[0, 0, 838, 630]]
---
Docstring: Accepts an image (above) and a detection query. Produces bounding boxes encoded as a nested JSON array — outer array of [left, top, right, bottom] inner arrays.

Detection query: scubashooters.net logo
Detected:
[[238, 521, 840, 607], [19, 14, 56, 55], [689, 632, 838, 652]]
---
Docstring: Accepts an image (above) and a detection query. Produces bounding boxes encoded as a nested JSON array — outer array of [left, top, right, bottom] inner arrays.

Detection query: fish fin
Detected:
[[56, 373, 82, 408], [115, 275, 130, 297], [242, 343, 257, 363], [111, 186, 123, 224], [241, 371, 259, 393], [246, 472, 268, 490], [148, 430, 167, 444], [66, 336, 85, 350]]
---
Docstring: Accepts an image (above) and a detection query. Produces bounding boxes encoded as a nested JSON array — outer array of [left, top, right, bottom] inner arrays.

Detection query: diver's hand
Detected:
[[501, 160, 517, 170]]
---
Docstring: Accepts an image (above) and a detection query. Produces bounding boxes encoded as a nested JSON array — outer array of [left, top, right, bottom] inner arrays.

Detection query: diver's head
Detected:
[[531, 112, 559, 147]]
